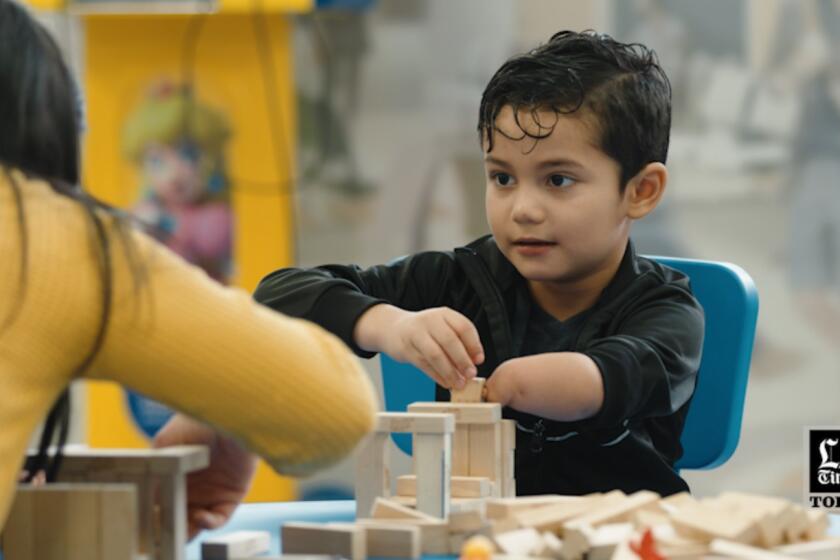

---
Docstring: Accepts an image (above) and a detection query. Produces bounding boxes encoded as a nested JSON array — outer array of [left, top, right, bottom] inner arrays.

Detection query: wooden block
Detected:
[[375, 412, 455, 434], [500, 420, 516, 498], [712, 494, 792, 548], [2, 484, 137, 560], [158, 474, 188, 560], [451, 378, 486, 403], [281, 523, 365, 560], [370, 497, 440, 522], [355, 519, 449, 555], [565, 490, 660, 529], [490, 515, 521, 536], [3, 486, 35, 559], [47, 446, 209, 476], [783, 505, 810, 543], [396, 475, 492, 498], [516, 493, 622, 534], [467, 423, 502, 497], [806, 510, 830, 541], [670, 502, 759, 544], [408, 402, 501, 424], [448, 509, 486, 534], [486, 494, 576, 519], [202, 531, 271, 559], [413, 432, 451, 518], [354, 432, 390, 519], [99, 487, 138, 560], [131, 474, 156, 557], [561, 523, 637, 560], [775, 539, 840, 560], [660, 491, 697, 512], [710, 538, 799, 559], [632, 508, 671, 530], [541, 531, 564, 558], [452, 426, 470, 476], [493, 527, 545, 556], [329, 522, 420, 559]]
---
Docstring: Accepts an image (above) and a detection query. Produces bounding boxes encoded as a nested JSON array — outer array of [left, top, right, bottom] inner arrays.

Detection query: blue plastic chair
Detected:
[[380, 257, 759, 471]]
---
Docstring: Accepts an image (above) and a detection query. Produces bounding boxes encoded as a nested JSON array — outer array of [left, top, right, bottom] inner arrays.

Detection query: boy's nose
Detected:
[[511, 193, 546, 224]]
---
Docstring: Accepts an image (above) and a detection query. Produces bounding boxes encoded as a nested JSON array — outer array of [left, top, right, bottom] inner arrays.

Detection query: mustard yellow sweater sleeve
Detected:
[[0, 170, 378, 529]]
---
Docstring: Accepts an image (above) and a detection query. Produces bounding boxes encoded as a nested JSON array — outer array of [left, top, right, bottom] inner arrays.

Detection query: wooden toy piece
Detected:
[[649, 524, 710, 558], [782, 504, 811, 543], [370, 497, 441, 522], [280, 522, 365, 560], [407, 402, 502, 424], [354, 431, 391, 519], [355, 518, 450, 555], [448, 509, 486, 534], [485, 494, 569, 519], [201, 531, 271, 559], [376, 412, 456, 434], [659, 491, 697, 512], [541, 531, 564, 558], [396, 475, 492, 498], [669, 502, 760, 544], [565, 490, 660, 530], [563, 523, 635, 560], [775, 538, 840, 560], [42, 445, 208, 560], [2, 484, 137, 560], [713, 493, 795, 548], [515, 492, 623, 534], [329, 522, 421, 560], [500, 419, 516, 498], [805, 510, 830, 541], [451, 378, 486, 403], [710, 538, 799, 560], [413, 430, 453, 518], [493, 527, 546, 556], [452, 425, 471, 476], [468, 422, 502, 498]]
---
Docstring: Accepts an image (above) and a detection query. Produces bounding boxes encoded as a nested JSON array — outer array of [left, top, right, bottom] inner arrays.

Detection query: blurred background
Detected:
[[30, 0, 840, 503]]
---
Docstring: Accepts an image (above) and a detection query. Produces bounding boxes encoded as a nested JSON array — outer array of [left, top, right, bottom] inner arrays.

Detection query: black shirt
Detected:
[[254, 236, 704, 496]]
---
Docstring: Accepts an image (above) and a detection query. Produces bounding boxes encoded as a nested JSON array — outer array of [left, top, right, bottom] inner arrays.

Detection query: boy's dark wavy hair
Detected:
[[478, 30, 672, 190]]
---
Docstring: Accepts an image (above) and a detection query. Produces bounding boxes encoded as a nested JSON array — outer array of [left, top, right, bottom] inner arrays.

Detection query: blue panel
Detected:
[[315, 0, 375, 9]]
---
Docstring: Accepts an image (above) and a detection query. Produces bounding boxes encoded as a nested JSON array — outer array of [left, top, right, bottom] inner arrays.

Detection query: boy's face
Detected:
[[483, 105, 632, 288]]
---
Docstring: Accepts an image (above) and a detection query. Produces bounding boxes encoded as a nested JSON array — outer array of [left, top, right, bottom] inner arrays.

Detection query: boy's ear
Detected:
[[624, 162, 667, 219]]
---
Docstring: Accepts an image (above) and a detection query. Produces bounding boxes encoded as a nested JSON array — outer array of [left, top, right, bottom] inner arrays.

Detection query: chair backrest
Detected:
[[380, 257, 759, 470]]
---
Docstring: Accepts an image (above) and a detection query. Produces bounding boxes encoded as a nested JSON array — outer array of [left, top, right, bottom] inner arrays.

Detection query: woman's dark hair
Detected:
[[0, 0, 140, 482], [478, 30, 672, 190]]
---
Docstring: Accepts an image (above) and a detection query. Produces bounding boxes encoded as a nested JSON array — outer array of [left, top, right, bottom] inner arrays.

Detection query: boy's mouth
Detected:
[[513, 237, 556, 246]]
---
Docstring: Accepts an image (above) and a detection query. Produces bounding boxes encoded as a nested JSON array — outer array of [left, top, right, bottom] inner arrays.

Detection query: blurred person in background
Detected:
[[0, 0, 376, 536]]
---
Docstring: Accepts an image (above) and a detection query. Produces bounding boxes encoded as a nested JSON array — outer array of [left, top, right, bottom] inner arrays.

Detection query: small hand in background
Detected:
[[153, 413, 257, 540]]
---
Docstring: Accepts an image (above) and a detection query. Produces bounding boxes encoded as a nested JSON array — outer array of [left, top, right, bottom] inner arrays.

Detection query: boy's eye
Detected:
[[548, 174, 574, 188], [492, 173, 514, 187]]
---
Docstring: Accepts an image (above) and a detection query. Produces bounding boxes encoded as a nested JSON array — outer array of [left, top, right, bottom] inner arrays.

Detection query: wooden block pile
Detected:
[[1, 445, 209, 560], [355, 378, 516, 521], [279, 379, 840, 559]]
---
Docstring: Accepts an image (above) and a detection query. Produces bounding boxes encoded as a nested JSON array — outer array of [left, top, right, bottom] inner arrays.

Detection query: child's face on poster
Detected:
[[483, 105, 633, 287], [142, 142, 205, 206]]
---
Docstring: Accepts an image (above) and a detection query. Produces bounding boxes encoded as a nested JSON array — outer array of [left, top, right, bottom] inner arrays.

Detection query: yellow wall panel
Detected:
[[82, 13, 298, 501]]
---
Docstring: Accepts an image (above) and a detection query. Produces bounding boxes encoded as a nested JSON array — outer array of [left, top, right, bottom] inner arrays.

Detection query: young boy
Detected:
[[255, 30, 704, 496]]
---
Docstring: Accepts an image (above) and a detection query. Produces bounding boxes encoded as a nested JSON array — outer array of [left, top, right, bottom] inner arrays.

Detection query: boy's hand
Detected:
[[355, 304, 484, 389]]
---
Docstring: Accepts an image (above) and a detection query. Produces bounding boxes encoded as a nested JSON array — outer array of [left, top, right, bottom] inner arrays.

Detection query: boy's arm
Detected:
[[486, 291, 704, 427], [484, 352, 604, 421], [253, 252, 457, 358]]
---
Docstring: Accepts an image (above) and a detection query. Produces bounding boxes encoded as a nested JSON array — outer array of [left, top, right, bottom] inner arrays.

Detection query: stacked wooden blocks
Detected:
[[1, 445, 208, 560]]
